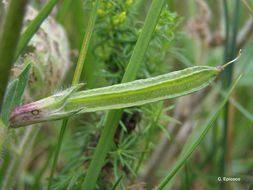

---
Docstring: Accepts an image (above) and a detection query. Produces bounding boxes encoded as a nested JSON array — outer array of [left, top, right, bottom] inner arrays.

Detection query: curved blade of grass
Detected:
[[81, 0, 167, 189], [14, 0, 59, 60], [155, 75, 242, 190], [0, 0, 28, 110], [46, 0, 101, 189]]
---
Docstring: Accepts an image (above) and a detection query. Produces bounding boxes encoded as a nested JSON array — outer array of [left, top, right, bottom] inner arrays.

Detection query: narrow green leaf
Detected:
[[155, 75, 241, 190], [81, 0, 167, 189], [72, 0, 100, 84], [220, 1, 240, 184], [47, 119, 68, 190], [110, 175, 123, 190], [1, 80, 18, 125], [14, 0, 59, 60], [47, 0, 101, 189], [12, 63, 31, 107], [158, 124, 171, 140], [0, 0, 28, 110]]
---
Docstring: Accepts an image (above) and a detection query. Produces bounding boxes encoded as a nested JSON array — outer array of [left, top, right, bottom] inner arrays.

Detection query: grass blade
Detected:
[[47, 119, 68, 190], [14, 0, 59, 60], [81, 0, 167, 189], [0, 0, 29, 110], [12, 63, 31, 107], [220, 1, 240, 186], [72, 0, 100, 85], [110, 175, 123, 190], [47, 0, 101, 189], [155, 75, 242, 190]]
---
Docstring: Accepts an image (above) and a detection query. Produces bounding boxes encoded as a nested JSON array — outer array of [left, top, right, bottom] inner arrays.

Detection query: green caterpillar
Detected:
[[9, 55, 239, 128]]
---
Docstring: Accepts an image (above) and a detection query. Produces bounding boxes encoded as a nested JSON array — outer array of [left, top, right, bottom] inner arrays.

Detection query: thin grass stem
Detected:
[[81, 1, 167, 189], [220, 1, 240, 189], [47, 119, 68, 190], [46, 0, 101, 189], [14, 0, 59, 61]]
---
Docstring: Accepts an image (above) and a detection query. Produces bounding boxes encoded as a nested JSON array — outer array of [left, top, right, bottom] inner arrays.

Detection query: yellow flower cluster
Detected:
[[112, 11, 126, 26], [97, 0, 135, 27]]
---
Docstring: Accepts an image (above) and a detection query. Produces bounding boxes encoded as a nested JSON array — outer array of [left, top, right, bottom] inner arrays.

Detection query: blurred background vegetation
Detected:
[[0, 0, 253, 189]]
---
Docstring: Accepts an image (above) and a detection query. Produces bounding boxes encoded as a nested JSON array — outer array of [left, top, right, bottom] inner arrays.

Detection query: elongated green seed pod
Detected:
[[67, 66, 219, 111], [9, 65, 224, 128]]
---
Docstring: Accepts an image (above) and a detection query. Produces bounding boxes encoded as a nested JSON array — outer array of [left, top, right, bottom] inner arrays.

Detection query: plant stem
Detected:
[[81, 1, 166, 189], [46, 0, 101, 189], [220, 0, 240, 189], [72, 0, 99, 85], [47, 119, 68, 190], [0, 0, 28, 110], [14, 0, 59, 61]]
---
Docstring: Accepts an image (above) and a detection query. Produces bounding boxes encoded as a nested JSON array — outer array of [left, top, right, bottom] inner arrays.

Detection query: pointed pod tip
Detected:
[[220, 49, 242, 70]]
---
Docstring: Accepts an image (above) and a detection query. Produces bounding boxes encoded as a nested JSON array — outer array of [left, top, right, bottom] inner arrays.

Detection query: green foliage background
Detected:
[[0, 0, 253, 189]]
